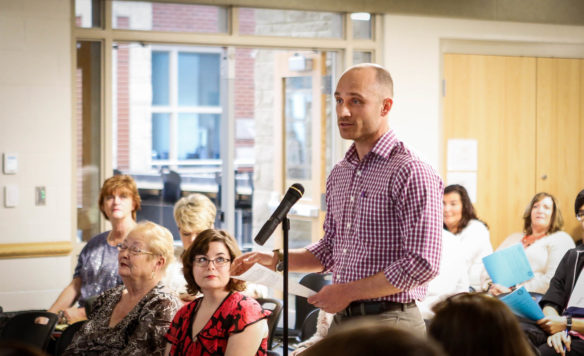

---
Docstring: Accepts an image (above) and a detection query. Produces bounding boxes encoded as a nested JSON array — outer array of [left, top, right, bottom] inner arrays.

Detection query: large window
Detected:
[[150, 48, 222, 164], [74, 0, 382, 260]]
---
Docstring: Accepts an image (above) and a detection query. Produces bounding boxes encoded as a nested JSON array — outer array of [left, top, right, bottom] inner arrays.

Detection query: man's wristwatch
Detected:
[[273, 249, 284, 272], [566, 315, 573, 331]]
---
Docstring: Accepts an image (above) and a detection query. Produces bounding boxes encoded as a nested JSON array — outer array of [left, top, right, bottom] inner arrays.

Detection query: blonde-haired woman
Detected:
[[174, 193, 217, 249], [64, 221, 181, 355], [163, 193, 217, 299]]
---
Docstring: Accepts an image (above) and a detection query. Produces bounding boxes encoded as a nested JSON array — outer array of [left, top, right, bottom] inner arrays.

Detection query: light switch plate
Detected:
[[3, 153, 18, 174], [4, 185, 19, 207]]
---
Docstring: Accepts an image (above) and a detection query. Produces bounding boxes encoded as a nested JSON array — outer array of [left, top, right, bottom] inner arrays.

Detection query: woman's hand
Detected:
[[547, 331, 570, 355], [537, 315, 567, 335], [488, 283, 511, 296], [63, 306, 87, 324], [231, 251, 276, 276]]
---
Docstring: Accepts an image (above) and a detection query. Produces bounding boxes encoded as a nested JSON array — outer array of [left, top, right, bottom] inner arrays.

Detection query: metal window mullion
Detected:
[[169, 49, 179, 168], [221, 47, 235, 236]]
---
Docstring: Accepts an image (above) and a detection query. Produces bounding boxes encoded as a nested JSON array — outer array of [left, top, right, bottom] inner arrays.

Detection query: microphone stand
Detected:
[[282, 216, 290, 356]]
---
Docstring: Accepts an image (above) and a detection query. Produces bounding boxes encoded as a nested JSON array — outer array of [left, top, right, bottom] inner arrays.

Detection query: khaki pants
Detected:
[[330, 305, 426, 335]]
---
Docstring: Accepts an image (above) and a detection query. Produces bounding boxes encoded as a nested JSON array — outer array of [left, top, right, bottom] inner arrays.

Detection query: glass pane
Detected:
[[76, 41, 102, 242], [353, 51, 372, 65], [238, 8, 342, 38], [284, 76, 312, 182], [152, 113, 170, 160], [75, 0, 102, 28], [351, 13, 372, 39], [152, 51, 170, 106], [112, 1, 227, 33], [178, 52, 221, 106], [178, 114, 220, 160]]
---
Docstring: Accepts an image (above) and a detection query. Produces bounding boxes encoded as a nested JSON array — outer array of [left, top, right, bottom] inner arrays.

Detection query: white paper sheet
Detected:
[[232, 263, 317, 298], [447, 139, 478, 171], [446, 172, 478, 203]]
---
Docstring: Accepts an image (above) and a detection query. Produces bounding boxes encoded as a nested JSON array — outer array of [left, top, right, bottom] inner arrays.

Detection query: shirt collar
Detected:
[[344, 129, 397, 165]]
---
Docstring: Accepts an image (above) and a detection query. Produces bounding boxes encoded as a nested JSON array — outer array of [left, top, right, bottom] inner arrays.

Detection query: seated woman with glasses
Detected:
[[63, 222, 181, 355], [164, 229, 269, 356]]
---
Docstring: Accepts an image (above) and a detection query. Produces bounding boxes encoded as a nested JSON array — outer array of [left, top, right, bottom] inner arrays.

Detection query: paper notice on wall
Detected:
[[232, 263, 317, 298], [447, 139, 478, 171], [446, 172, 478, 203]]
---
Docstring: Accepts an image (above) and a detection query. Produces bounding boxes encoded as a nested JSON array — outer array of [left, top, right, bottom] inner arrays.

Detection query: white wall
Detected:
[[383, 14, 584, 172], [0, 0, 73, 311], [2, 3, 584, 312]]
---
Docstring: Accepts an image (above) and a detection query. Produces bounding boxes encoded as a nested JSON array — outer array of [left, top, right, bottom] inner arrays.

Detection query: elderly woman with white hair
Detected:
[[64, 221, 181, 356]]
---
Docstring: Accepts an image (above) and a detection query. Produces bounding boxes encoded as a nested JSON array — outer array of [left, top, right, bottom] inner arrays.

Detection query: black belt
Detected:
[[341, 301, 416, 317]]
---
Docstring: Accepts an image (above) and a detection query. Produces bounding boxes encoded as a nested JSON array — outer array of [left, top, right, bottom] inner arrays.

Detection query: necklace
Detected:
[[521, 233, 547, 248]]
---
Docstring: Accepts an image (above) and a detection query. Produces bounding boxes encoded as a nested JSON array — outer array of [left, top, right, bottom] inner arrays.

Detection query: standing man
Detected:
[[232, 63, 443, 332]]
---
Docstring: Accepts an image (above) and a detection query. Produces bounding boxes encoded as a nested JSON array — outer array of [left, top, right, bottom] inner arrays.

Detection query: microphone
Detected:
[[254, 183, 304, 245]]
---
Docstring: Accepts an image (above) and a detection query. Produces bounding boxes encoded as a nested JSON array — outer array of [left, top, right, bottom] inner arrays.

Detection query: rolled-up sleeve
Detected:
[[306, 177, 336, 272], [383, 160, 443, 291]]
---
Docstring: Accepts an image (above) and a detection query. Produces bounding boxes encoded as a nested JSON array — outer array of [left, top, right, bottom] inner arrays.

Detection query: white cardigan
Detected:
[[454, 219, 493, 291], [494, 230, 575, 294]]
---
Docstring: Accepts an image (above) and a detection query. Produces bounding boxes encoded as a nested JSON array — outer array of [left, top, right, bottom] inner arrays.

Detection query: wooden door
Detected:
[[444, 54, 584, 247], [443, 54, 537, 248], [536, 58, 584, 239]]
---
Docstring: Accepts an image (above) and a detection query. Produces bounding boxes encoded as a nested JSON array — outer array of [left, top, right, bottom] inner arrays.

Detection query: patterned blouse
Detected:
[[73, 231, 123, 307], [63, 282, 181, 356], [164, 292, 270, 356]]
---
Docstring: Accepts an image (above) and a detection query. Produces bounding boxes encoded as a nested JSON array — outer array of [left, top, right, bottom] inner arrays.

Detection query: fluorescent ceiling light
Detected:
[[350, 13, 371, 21]]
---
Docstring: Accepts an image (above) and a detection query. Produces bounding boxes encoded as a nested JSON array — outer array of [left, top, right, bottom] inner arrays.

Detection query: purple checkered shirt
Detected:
[[307, 130, 443, 303]]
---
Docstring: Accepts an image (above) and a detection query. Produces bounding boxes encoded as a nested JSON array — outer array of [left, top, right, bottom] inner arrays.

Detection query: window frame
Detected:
[[149, 44, 224, 166], [72, 0, 383, 239]]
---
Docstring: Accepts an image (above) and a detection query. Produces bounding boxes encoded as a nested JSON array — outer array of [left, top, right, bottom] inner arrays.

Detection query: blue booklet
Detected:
[[482, 243, 534, 287], [500, 286, 545, 320]]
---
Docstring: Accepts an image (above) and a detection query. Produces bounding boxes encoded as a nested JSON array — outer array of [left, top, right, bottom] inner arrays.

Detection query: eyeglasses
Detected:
[[116, 243, 155, 256], [193, 256, 231, 267], [577, 212, 584, 222]]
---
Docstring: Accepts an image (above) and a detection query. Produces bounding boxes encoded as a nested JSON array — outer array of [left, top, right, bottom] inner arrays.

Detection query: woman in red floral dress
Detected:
[[164, 229, 270, 356]]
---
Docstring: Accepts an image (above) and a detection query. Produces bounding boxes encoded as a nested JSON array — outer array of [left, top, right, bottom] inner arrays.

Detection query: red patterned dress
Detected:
[[164, 292, 270, 355]]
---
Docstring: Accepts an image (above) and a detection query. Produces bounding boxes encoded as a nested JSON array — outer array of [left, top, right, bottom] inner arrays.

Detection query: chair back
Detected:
[[54, 320, 85, 355], [294, 273, 332, 330], [162, 170, 182, 203], [0, 311, 58, 351], [300, 308, 319, 341], [256, 297, 283, 350]]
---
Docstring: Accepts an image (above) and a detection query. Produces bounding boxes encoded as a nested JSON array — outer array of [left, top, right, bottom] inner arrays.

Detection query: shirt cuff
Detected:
[[306, 242, 332, 272]]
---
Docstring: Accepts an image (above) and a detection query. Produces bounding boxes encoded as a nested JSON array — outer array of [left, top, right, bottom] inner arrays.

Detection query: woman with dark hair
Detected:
[[429, 293, 535, 356], [486, 192, 575, 296], [164, 229, 269, 356], [302, 320, 446, 356], [443, 184, 492, 290]]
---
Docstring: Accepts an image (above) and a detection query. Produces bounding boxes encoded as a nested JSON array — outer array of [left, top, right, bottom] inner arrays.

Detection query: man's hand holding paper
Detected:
[[232, 263, 317, 298]]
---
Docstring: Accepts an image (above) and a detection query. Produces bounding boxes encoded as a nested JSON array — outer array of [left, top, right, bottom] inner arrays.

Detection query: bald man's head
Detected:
[[341, 63, 394, 99]]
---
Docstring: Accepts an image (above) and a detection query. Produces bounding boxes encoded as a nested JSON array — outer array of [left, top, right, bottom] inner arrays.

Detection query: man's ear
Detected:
[[381, 98, 393, 116]]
